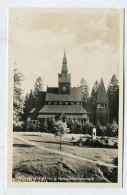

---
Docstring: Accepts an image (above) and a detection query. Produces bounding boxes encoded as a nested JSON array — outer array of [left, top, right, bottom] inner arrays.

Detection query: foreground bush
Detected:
[[14, 118, 118, 138], [106, 121, 118, 137], [13, 121, 25, 132], [79, 137, 118, 148], [82, 121, 94, 135]]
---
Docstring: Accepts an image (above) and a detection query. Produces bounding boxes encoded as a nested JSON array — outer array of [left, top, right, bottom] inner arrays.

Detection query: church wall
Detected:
[[96, 109, 109, 125], [58, 83, 70, 94]]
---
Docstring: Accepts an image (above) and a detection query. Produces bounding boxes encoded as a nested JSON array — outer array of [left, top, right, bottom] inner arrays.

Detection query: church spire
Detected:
[[97, 78, 109, 104], [61, 50, 68, 73]]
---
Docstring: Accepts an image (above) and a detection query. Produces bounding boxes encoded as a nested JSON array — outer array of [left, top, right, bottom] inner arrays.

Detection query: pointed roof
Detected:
[[97, 78, 109, 104], [61, 50, 68, 73]]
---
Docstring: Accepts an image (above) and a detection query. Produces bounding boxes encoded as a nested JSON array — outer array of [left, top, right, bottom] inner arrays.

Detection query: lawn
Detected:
[[12, 132, 118, 183]]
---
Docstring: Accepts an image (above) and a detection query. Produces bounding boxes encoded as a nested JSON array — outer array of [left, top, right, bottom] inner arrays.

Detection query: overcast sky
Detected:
[[9, 9, 121, 95]]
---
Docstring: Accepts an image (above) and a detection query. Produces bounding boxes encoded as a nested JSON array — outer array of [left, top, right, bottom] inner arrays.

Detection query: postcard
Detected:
[[7, 8, 124, 187]]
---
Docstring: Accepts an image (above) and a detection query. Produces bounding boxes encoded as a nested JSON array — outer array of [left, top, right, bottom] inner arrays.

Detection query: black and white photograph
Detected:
[[7, 9, 124, 187]]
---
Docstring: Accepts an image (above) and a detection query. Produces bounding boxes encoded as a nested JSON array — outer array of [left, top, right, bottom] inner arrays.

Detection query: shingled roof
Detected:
[[47, 87, 58, 94], [39, 105, 87, 114], [97, 78, 109, 104], [46, 87, 82, 102]]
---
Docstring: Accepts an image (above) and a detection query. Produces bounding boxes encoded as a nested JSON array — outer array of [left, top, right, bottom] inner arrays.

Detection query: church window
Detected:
[[63, 73, 67, 77], [76, 102, 80, 105], [65, 102, 68, 105], [59, 102, 63, 105], [71, 102, 74, 105], [48, 102, 51, 105], [54, 102, 57, 105]]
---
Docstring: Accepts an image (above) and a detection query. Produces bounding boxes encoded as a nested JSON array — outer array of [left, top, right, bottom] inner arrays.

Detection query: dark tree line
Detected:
[[107, 75, 119, 123], [80, 75, 119, 124], [13, 69, 119, 130], [23, 77, 45, 121]]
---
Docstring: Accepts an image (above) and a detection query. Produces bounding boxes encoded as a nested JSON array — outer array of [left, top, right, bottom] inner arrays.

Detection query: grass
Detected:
[[12, 132, 118, 182], [14, 132, 118, 165]]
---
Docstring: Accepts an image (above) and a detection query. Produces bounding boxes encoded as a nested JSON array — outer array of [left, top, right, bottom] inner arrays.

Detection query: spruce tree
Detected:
[[107, 74, 119, 122], [23, 77, 44, 121], [23, 90, 35, 120], [88, 81, 99, 124], [90, 81, 99, 106], [80, 78, 89, 108], [33, 77, 43, 98]]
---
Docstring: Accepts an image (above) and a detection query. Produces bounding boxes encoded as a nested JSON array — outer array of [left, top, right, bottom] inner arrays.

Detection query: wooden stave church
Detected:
[[28, 51, 109, 125]]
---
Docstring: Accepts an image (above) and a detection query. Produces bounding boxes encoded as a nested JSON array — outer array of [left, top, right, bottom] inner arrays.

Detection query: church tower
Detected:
[[96, 78, 109, 125], [58, 51, 71, 94]]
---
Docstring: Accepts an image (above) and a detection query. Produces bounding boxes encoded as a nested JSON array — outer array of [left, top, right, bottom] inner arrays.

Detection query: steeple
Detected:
[[61, 50, 68, 73], [97, 78, 108, 104], [96, 78, 109, 125], [58, 50, 71, 94]]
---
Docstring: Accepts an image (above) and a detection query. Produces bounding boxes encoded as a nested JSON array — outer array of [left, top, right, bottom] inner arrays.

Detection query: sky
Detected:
[[9, 9, 122, 95]]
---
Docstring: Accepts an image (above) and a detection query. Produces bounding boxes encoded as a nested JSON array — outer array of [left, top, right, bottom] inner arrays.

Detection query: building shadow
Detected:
[[29, 140, 61, 145], [23, 134, 41, 137], [13, 144, 34, 148]]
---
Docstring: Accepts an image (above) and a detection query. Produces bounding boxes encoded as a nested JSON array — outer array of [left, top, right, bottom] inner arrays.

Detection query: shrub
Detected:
[[83, 138, 109, 148], [84, 138, 102, 147], [47, 119, 55, 133], [66, 119, 75, 133], [25, 120, 41, 132], [96, 122, 106, 136], [113, 157, 118, 166], [71, 136, 75, 140], [73, 120, 83, 134], [13, 121, 24, 131], [28, 123, 37, 131], [106, 121, 118, 137], [42, 119, 48, 132], [82, 121, 94, 135]]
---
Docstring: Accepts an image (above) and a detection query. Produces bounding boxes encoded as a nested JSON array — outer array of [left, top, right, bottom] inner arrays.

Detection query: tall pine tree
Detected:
[[23, 90, 35, 120], [33, 77, 43, 98], [88, 81, 99, 124], [13, 69, 24, 128], [23, 77, 44, 121], [107, 74, 119, 123], [90, 81, 99, 107], [80, 78, 89, 108]]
